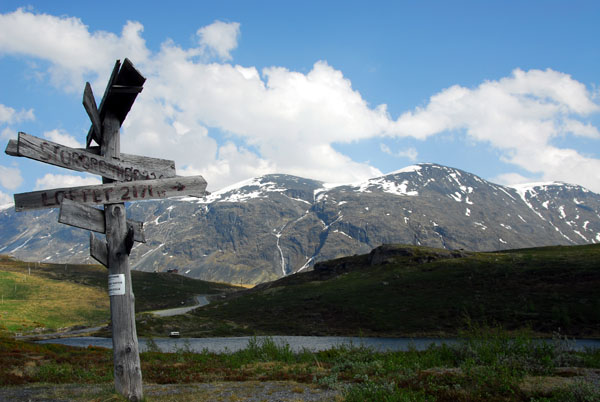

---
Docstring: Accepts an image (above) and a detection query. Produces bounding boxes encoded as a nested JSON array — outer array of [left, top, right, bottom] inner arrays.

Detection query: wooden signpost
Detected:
[[5, 58, 207, 401]]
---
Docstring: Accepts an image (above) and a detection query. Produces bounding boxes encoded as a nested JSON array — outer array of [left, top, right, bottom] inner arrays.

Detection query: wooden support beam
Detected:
[[103, 111, 143, 401]]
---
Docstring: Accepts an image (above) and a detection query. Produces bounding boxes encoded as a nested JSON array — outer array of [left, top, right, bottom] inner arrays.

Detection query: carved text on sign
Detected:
[[13, 132, 176, 182], [14, 176, 207, 211]]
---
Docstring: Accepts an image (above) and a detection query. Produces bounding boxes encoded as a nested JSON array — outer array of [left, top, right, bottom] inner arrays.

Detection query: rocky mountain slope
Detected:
[[1, 163, 599, 284]]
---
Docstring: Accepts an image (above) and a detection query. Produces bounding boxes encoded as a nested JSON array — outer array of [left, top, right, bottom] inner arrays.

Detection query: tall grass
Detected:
[[1, 330, 598, 400]]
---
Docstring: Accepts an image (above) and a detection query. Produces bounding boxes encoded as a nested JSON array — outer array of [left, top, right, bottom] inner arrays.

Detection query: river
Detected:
[[37, 335, 600, 353]]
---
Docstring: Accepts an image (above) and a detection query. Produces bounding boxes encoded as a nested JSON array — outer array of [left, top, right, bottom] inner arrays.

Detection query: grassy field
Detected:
[[138, 243, 600, 338], [0, 269, 108, 333], [0, 327, 599, 401], [0, 255, 240, 334]]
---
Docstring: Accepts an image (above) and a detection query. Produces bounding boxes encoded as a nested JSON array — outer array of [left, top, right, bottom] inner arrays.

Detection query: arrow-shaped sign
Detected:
[[14, 175, 207, 211]]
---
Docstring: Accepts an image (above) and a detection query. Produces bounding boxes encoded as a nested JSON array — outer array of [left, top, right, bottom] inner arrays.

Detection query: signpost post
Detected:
[[5, 59, 207, 401]]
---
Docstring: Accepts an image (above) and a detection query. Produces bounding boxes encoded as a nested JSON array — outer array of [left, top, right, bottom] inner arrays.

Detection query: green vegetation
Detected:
[[0, 255, 239, 334], [0, 260, 109, 333], [1, 327, 599, 400], [141, 243, 600, 338]]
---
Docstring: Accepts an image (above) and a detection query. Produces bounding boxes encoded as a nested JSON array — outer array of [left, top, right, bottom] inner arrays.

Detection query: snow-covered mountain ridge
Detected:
[[1, 163, 599, 284]]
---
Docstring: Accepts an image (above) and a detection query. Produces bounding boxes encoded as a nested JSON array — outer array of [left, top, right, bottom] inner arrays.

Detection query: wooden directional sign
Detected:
[[86, 59, 146, 147], [58, 198, 145, 243], [7, 58, 206, 401], [14, 175, 207, 211], [6, 138, 176, 178], [11, 132, 176, 182]]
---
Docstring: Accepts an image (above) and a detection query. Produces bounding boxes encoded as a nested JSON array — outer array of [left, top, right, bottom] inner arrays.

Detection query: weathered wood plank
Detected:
[[86, 58, 146, 149], [111, 85, 143, 94], [15, 132, 176, 181], [15, 175, 207, 211], [16, 142, 176, 174], [8, 138, 175, 176], [59, 198, 105, 232], [4, 139, 18, 156], [87, 60, 121, 147], [83, 82, 102, 144], [58, 198, 145, 243], [90, 232, 108, 267]]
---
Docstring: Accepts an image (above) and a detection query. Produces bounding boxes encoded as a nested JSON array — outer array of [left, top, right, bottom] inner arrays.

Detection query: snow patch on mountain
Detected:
[[354, 177, 418, 196], [388, 165, 422, 175]]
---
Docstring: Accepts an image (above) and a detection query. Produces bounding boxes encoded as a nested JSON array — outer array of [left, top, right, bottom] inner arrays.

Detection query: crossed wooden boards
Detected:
[[5, 58, 207, 266]]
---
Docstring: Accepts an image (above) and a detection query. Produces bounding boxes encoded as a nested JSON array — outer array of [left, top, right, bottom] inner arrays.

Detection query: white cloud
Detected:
[[0, 8, 149, 91], [390, 68, 600, 192], [122, 50, 386, 189], [34, 173, 101, 190], [380, 143, 418, 161], [1, 127, 17, 140], [1, 10, 599, 193], [0, 191, 13, 207], [0, 165, 23, 189], [197, 20, 240, 61], [43, 129, 83, 148], [0, 103, 34, 125], [492, 172, 537, 186]]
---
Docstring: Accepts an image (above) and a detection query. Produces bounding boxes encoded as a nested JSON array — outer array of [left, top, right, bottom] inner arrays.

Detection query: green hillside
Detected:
[[139, 243, 600, 338], [0, 255, 239, 334]]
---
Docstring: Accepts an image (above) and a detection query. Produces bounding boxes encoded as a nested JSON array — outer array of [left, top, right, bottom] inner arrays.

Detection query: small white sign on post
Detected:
[[108, 274, 126, 296]]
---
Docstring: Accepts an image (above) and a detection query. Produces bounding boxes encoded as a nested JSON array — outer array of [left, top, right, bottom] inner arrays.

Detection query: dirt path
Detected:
[[15, 294, 211, 341], [150, 294, 210, 317], [0, 381, 341, 401]]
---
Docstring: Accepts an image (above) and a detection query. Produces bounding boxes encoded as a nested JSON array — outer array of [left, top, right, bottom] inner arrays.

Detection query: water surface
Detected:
[[38, 335, 600, 353]]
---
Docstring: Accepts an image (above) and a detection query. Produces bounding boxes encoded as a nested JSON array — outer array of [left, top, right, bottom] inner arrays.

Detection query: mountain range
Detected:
[[1, 163, 599, 284]]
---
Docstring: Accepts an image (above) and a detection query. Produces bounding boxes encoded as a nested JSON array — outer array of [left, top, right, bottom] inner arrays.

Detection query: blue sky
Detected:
[[1, 1, 599, 205]]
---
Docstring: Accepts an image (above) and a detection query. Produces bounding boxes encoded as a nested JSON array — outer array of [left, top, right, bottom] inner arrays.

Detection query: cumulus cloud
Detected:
[[0, 165, 23, 189], [1, 9, 599, 193], [390, 68, 600, 191], [380, 143, 418, 161], [0, 191, 13, 207], [492, 172, 537, 187], [197, 20, 240, 61], [34, 173, 101, 190], [43, 129, 83, 148], [121, 52, 386, 188], [1, 127, 17, 140], [0, 8, 149, 91], [0, 103, 34, 125]]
